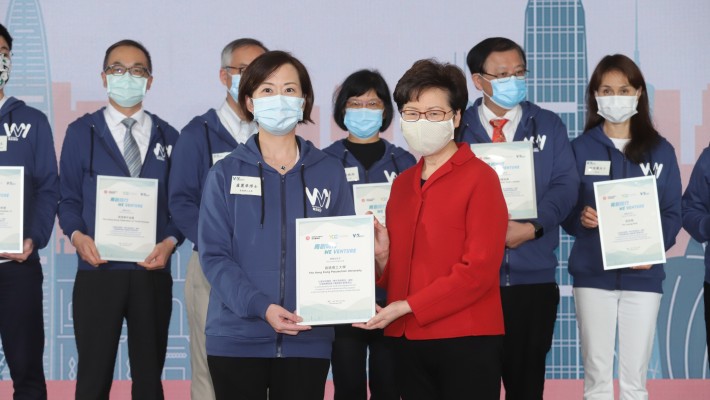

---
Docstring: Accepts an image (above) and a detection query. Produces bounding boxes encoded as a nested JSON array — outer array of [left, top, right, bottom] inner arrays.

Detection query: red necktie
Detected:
[[490, 118, 509, 143]]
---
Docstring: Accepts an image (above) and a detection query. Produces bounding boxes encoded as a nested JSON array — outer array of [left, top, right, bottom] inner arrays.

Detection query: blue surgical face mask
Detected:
[[344, 108, 383, 139], [228, 73, 240, 102], [252, 95, 304, 136], [482, 75, 527, 109], [106, 74, 148, 108]]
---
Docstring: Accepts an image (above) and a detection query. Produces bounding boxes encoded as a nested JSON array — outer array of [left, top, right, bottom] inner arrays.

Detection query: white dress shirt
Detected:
[[478, 102, 523, 143], [104, 103, 152, 162], [216, 101, 258, 144]]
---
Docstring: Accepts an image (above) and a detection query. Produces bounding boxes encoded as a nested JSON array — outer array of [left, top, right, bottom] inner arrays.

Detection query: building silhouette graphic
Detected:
[[524, 0, 588, 379]]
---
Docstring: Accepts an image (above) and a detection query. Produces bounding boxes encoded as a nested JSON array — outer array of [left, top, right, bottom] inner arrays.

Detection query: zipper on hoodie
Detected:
[[276, 174, 287, 358]]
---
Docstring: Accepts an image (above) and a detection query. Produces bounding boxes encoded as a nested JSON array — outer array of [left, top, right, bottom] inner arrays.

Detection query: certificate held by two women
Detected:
[[296, 215, 376, 325]]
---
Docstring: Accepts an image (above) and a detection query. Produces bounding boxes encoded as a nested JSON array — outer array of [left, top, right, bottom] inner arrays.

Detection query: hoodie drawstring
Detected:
[[340, 150, 349, 168], [390, 153, 400, 175]]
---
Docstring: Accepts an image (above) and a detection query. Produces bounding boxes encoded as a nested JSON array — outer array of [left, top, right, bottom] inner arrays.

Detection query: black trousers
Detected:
[[331, 325, 398, 400], [392, 335, 503, 400], [207, 355, 330, 400], [73, 269, 172, 400], [0, 259, 46, 400], [705, 282, 710, 371], [500, 283, 559, 400]]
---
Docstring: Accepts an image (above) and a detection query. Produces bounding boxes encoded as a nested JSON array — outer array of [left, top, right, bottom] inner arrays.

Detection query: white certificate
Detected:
[[0, 167, 24, 252], [471, 142, 537, 220], [352, 182, 391, 226], [296, 215, 376, 325], [95, 175, 158, 263], [594, 176, 666, 270]]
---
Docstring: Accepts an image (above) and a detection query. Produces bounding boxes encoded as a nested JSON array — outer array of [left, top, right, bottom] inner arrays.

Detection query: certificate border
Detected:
[[0, 166, 24, 253], [594, 175, 666, 270], [470, 141, 538, 220], [295, 214, 376, 325], [94, 175, 159, 263]]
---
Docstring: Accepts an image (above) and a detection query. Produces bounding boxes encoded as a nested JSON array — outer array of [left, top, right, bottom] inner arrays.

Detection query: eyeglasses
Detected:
[[104, 64, 151, 78], [480, 69, 528, 83], [346, 99, 384, 109], [400, 109, 453, 122], [224, 65, 247, 75]]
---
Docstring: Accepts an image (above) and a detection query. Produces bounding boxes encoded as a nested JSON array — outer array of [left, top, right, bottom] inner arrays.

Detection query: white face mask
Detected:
[[400, 118, 454, 156], [596, 94, 638, 123]]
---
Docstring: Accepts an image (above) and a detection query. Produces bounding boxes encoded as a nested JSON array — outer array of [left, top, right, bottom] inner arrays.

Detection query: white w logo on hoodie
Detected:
[[305, 187, 331, 212], [640, 162, 663, 179]]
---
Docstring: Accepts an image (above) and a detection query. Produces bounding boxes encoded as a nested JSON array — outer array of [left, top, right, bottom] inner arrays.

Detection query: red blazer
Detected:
[[378, 143, 508, 340]]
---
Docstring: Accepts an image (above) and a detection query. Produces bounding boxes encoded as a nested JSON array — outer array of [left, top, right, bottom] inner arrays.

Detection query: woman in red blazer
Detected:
[[355, 59, 509, 399]]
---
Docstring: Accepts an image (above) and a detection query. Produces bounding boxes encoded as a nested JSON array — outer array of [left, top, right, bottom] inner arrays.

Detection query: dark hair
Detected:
[[0, 24, 12, 50], [393, 59, 468, 114], [466, 37, 526, 75], [585, 54, 659, 164], [238, 50, 314, 124], [103, 39, 152, 73], [332, 69, 394, 132], [221, 38, 268, 67]]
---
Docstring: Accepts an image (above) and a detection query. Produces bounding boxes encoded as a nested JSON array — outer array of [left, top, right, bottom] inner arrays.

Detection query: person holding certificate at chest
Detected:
[[457, 37, 579, 400], [0, 24, 58, 400], [561, 54, 681, 400], [323, 69, 415, 400], [355, 59, 509, 399], [169, 37, 266, 400], [58, 40, 182, 399], [198, 51, 354, 400]]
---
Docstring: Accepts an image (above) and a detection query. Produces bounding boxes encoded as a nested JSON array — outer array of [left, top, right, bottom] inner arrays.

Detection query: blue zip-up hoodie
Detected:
[[169, 108, 241, 249], [0, 97, 58, 258], [58, 108, 183, 272], [458, 99, 579, 286], [682, 146, 710, 284], [198, 135, 355, 359], [562, 125, 681, 293], [322, 138, 416, 185]]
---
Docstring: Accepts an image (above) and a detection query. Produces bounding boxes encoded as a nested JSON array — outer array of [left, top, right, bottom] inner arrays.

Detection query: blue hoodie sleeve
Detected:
[[168, 122, 208, 245], [158, 123, 184, 245], [560, 139, 585, 237], [58, 123, 88, 239], [682, 148, 710, 242], [659, 143, 682, 250], [27, 114, 59, 249], [534, 117, 580, 235], [198, 165, 272, 320]]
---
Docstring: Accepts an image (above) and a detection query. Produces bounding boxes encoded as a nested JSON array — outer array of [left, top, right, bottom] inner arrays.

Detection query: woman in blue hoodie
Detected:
[[323, 69, 414, 400], [562, 54, 681, 399], [198, 51, 354, 400]]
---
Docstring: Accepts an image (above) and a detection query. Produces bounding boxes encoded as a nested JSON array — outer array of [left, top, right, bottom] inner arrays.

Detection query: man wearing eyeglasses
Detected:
[[58, 39, 182, 400], [0, 23, 58, 400], [457, 37, 579, 400], [168, 38, 267, 400]]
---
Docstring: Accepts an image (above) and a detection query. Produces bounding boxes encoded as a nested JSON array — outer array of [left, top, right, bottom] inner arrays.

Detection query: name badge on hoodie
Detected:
[[212, 152, 230, 165], [0, 136, 6, 151], [230, 176, 261, 196], [585, 160, 611, 176], [345, 167, 359, 182]]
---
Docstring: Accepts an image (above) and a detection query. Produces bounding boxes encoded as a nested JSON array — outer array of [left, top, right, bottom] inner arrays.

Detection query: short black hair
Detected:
[[103, 39, 152, 73], [238, 50, 315, 124], [466, 37, 526, 75], [393, 59, 468, 114], [332, 69, 394, 132], [0, 24, 12, 50]]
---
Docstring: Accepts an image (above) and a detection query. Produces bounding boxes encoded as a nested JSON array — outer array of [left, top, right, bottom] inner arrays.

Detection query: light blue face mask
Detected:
[[106, 74, 148, 108], [344, 108, 383, 139], [483, 75, 527, 109], [228, 73, 240, 102], [252, 95, 304, 136]]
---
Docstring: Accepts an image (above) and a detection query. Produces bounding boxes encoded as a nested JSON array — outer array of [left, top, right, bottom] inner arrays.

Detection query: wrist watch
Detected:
[[530, 221, 544, 239]]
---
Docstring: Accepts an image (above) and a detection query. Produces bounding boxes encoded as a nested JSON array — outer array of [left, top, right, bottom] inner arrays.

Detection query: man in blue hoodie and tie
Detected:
[[457, 37, 579, 400]]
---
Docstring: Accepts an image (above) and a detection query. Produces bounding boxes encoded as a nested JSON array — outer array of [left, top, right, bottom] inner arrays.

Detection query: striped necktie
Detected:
[[490, 118, 509, 143], [122, 118, 141, 177]]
